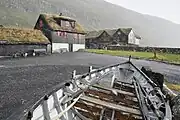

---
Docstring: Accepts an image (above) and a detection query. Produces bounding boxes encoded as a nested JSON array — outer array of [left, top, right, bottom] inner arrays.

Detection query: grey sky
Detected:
[[105, 0, 180, 24]]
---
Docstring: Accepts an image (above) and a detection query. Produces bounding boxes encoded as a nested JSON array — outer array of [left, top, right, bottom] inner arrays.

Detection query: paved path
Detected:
[[0, 52, 180, 120], [0, 52, 179, 83]]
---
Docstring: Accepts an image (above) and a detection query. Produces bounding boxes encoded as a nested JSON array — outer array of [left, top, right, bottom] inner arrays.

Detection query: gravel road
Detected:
[[0, 52, 180, 120]]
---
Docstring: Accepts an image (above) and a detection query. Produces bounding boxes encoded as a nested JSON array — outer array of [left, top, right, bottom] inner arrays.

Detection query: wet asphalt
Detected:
[[0, 52, 180, 120]]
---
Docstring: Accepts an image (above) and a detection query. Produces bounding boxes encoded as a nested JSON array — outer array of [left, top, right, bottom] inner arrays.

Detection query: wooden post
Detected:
[[42, 95, 51, 120], [72, 70, 76, 79], [153, 49, 157, 59]]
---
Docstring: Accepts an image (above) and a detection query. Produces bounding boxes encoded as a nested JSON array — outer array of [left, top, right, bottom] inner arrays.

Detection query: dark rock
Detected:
[[141, 66, 180, 120], [170, 94, 180, 107], [141, 66, 164, 90], [141, 66, 152, 75], [171, 94, 180, 120]]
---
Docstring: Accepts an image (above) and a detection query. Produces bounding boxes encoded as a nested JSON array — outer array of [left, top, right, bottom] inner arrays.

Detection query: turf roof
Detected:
[[85, 30, 105, 39], [86, 28, 134, 39], [0, 27, 50, 44], [40, 13, 85, 34]]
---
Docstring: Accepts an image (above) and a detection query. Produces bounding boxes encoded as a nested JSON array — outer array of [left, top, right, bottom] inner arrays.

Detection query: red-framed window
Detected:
[[56, 31, 67, 38]]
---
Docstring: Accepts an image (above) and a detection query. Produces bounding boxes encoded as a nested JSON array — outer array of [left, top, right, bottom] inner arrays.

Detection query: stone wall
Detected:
[[107, 46, 180, 54], [0, 44, 48, 56]]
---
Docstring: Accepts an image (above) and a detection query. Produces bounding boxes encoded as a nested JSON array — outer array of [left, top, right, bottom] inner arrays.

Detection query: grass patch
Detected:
[[86, 49, 180, 64], [165, 82, 180, 92]]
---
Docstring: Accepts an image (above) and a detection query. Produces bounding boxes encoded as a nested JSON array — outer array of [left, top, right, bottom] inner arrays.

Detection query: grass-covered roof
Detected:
[[105, 29, 117, 36], [0, 27, 50, 44], [105, 28, 132, 36], [86, 28, 133, 39], [120, 28, 132, 35], [85, 30, 105, 39], [40, 13, 85, 34]]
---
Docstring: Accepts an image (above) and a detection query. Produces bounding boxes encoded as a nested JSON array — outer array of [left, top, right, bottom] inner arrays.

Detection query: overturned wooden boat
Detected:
[[20, 59, 174, 120]]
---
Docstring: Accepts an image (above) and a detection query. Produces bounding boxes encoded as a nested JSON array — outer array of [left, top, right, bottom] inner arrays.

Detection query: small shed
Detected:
[[0, 27, 51, 56]]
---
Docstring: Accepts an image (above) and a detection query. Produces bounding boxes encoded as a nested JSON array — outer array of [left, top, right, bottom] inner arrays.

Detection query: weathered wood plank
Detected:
[[92, 85, 135, 97], [116, 81, 134, 88], [80, 95, 141, 116]]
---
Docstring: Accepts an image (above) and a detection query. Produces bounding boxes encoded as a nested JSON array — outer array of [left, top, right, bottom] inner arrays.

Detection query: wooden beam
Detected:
[[85, 89, 139, 107], [92, 85, 135, 97], [116, 81, 134, 88], [80, 95, 141, 116], [113, 82, 135, 93]]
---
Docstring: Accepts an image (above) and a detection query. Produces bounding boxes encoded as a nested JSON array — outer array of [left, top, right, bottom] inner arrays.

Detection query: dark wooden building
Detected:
[[0, 27, 50, 56], [85, 30, 112, 49], [85, 28, 141, 49], [34, 13, 86, 53]]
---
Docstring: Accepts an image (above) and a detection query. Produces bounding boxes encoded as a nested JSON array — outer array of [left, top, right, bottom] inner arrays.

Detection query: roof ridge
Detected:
[[86, 28, 134, 38], [39, 13, 85, 33], [0, 27, 36, 31], [41, 13, 75, 21]]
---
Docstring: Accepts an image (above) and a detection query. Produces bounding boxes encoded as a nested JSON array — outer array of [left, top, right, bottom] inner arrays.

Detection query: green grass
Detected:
[[87, 49, 180, 64], [165, 82, 180, 92]]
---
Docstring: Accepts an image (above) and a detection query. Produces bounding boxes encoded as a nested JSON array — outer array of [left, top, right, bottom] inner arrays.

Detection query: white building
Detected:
[[128, 29, 141, 46]]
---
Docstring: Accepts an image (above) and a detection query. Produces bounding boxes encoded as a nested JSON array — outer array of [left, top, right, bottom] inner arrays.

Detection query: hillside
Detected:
[[0, 4, 35, 27], [0, 0, 180, 47]]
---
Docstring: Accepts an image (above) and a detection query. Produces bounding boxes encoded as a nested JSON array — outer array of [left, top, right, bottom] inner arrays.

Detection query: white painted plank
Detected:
[[47, 95, 54, 111], [32, 105, 44, 120], [56, 89, 63, 100]]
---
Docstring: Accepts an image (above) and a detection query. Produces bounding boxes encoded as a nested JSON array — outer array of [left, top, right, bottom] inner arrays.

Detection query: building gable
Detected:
[[106, 29, 117, 36], [120, 28, 132, 35], [113, 29, 122, 36], [128, 30, 136, 44], [110, 29, 128, 44], [98, 31, 109, 38], [34, 15, 50, 31], [85, 30, 104, 39], [35, 14, 85, 34], [96, 31, 112, 44], [113, 29, 125, 37]]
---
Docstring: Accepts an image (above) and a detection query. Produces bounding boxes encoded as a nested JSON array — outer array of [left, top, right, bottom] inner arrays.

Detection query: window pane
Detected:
[[65, 21, 70, 27]]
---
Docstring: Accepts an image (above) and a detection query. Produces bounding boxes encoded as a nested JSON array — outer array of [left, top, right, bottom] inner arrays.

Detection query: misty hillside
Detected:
[[0, 0, 180, 47]]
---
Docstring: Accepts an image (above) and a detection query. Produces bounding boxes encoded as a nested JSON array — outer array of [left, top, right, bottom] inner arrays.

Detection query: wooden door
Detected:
[[69, 44, 73, 52]]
